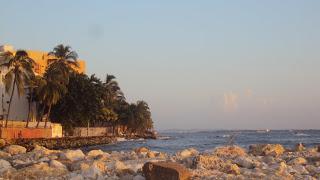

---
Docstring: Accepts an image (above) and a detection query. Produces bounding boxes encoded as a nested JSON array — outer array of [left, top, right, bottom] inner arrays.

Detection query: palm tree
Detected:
[[0, 50, 35, 127], [48, 44, 79, 84], [35, 66, 67, 128], [26, 75, 41, 128], [103, 74, 125, 106]]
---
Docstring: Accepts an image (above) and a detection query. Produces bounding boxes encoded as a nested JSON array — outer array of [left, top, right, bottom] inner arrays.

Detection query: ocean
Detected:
[[83, 130, 320, 154]]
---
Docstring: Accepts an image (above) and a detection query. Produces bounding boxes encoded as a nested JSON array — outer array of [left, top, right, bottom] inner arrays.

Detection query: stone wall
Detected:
[[72, 127, 113, 137], [7, 136, 116, 151]]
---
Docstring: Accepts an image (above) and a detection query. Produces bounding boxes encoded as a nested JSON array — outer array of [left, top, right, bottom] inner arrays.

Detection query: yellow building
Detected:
[[26, 50, 86, 75], [0, 45, 86, 125]]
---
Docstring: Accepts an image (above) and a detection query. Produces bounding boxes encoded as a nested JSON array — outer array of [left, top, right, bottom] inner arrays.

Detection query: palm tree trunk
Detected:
[[26, 90, 32, 128], [36, 106, 45, 128], [44, 105, 51, 128], [5, 77, 16, 127]]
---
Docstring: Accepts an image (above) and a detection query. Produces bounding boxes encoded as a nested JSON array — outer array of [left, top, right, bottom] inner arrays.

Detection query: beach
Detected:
[[0, 141, 319, 179]]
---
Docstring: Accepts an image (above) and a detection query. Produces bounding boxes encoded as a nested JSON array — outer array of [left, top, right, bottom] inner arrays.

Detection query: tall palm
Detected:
[[103, 74, 125, 106], [35, 66, 67, 128], [0, 50, 35, 127], [48, 44, 79, 84], [26, 75, 41, 127]]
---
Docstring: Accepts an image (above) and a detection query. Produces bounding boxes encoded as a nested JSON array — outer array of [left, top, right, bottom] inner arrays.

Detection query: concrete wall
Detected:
[[0, 127, 52, 139], [0, 121, 63, 139], [72, 127, 113, 137]]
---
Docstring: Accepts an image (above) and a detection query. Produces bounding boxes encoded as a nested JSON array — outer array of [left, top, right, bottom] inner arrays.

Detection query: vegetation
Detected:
[[0, 50, 35, 127], [0, 44, 154, 135]]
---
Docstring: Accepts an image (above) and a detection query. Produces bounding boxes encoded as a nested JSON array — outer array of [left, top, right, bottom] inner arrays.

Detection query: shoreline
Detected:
[[0, 143, 319, 179], [2, 133, 157, 152]]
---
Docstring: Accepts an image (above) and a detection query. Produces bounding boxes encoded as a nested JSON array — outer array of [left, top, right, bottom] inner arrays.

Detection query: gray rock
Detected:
[[60, 149, 85, 162], [49, 160, 67, 169], [234, 156, 254, 169], [4, 145, 27, 155], [0, 159, 12, 173]]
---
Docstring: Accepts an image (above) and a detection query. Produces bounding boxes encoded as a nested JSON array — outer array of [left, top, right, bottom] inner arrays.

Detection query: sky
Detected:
[[1, 1, 319, 130]]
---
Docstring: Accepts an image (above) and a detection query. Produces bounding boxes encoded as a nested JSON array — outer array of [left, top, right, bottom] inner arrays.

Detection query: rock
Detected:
[[147, 151, 156, 158], [287, 157, 307, 165], [115, 160, 133, 175], [292, 165, 309, 175], [305, 165, 320, 175], [234, 156, 254, 169], [10, 162, 68, 179], [0, 159, 12, 173], [177, 148, 199, 159], [0, 139, 6, 148], [0, 150, 11, 158], [261, 156, 276, 164], [213, 146, 247, 159], [193, 154, 224, 170], [60, 149, 85, 162], [120, 174, 134, 180], [221, 164, 241, 175], [295, 143, 306, 152], [4, 145, 27, 155], [271, 161, 287, 174], [69, 173, 84, 180], [81, 163, 103, 179], [249, 144, 285, 157], [49, 160, 67, 169], [135, 147, 149, 154], [318, 145, 320, 152], [143, 161, 191, 180], [87, 149, 105, 158], [133, 174, 146, 180]]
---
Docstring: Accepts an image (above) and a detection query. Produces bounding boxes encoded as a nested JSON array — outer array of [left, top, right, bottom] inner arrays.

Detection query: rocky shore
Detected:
[[0, 142, 319, 179]]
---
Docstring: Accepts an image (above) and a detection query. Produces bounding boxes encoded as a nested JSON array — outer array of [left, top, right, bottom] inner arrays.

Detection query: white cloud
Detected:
[[224, 92, 239, 112]]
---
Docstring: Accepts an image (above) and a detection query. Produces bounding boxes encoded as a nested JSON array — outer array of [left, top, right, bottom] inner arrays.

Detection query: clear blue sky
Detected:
[[1, 1, 319, 129]]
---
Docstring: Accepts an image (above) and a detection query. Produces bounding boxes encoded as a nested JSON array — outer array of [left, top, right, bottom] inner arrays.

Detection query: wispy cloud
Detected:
[[224, 92, 239, 112]]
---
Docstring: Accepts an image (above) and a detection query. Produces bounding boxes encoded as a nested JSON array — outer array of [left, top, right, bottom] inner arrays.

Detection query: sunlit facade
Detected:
[[0, 44, 86, 122]]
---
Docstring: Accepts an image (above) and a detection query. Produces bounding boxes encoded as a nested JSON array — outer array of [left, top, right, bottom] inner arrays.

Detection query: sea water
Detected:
[[83, 130, 320, 154]]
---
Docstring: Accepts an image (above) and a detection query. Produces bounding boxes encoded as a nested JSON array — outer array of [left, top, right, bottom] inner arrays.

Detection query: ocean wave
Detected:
[[294, 133, 310, 137], [158, 136, 171, 140]]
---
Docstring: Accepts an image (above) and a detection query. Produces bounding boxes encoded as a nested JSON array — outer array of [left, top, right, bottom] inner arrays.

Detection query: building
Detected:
[[0, 45, 86, 139]]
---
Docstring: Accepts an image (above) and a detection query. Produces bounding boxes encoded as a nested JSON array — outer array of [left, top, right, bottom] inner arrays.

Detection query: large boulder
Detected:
[[212, 146, 247, 159], [143, 161, 191, 180], [294, 143, 306, 152], [0, 150, 11, 159], [287, 157, 307, 166], [49, 160, 67, 170], [233, 156, 254, 169], [249, 144, 285, 157], [177, 148, 199, 159], [81, 161, 105, 179], [60, 149, 85, 162], [0, 139, 6, 148], [10, 162, 68, 179], [87, 149, 105, 158], [0, 159, 12, 173], [221, 163, 240, 175], [193, 154, 224, 170], [135, 147, 149, 154], [4, 145, 27, 155]]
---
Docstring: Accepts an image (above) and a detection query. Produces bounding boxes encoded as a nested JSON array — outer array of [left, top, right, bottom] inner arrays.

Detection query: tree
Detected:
[[50, 73, 105, 133], [35, 66, 67, 128], [126, 101, 153, 134], [48, 44, 79, 84], [25, 75, 41, 127], [0, 50, 35, 127], [103, 74, 125, 107]]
